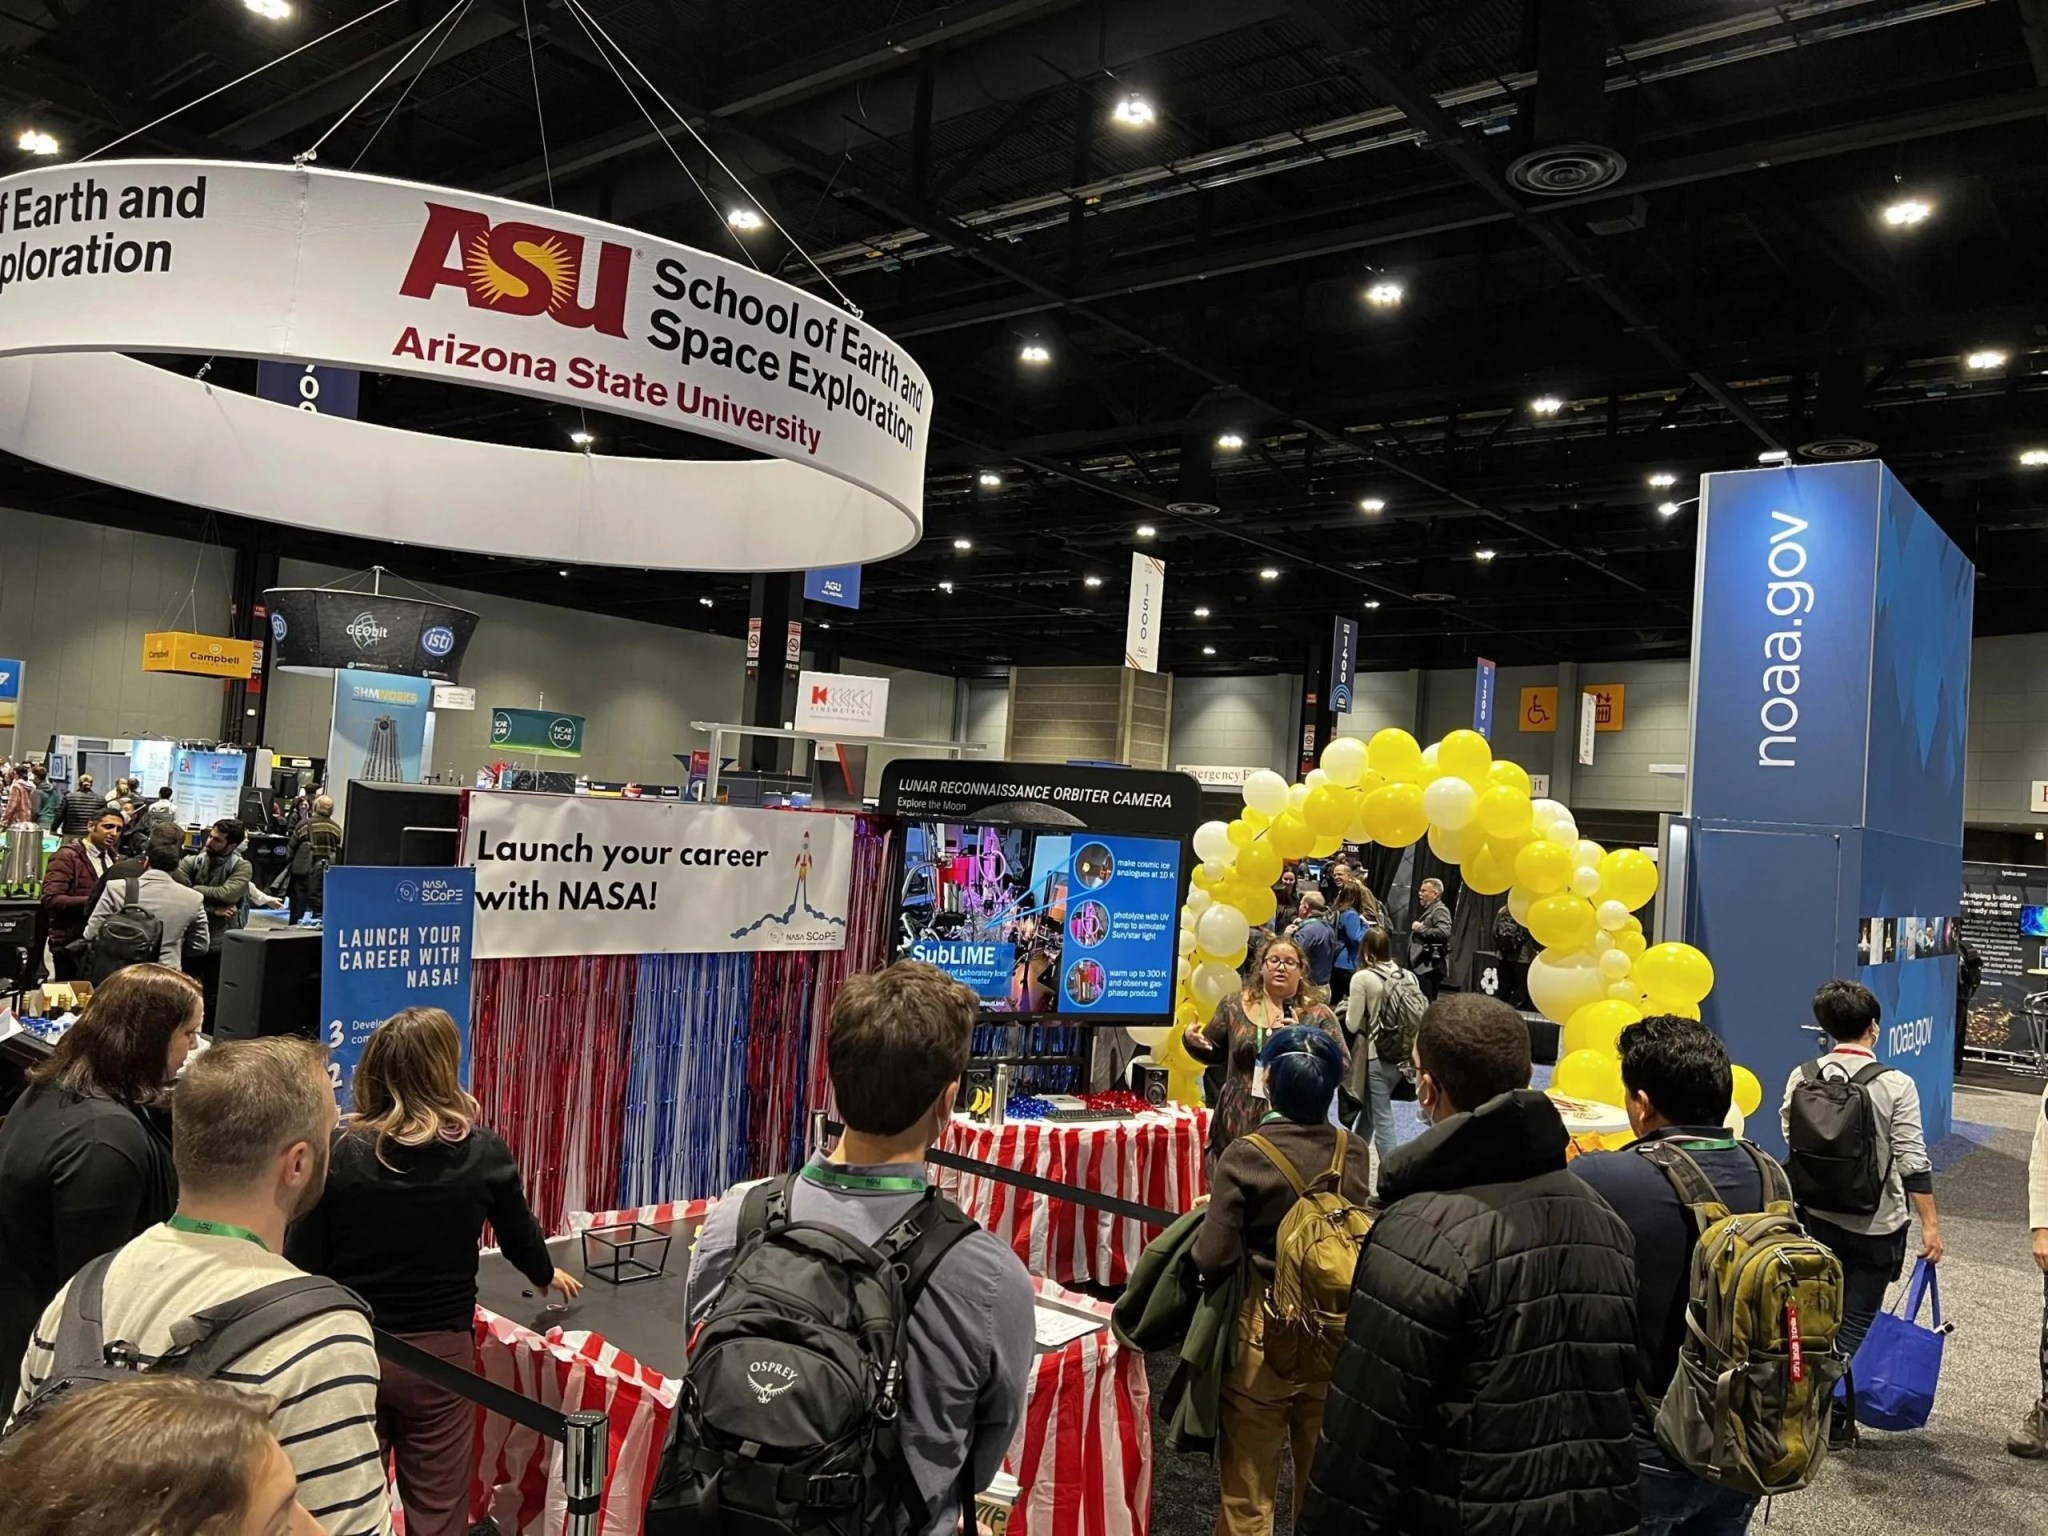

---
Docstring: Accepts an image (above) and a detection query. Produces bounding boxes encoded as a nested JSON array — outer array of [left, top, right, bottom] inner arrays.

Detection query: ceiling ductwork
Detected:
[[1507, 0, 1628, 196], [1799, 351, 1882, 459]]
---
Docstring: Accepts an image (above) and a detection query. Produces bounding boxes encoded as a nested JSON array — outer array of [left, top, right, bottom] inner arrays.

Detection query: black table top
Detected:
[[474, 1216, 704, 1379]]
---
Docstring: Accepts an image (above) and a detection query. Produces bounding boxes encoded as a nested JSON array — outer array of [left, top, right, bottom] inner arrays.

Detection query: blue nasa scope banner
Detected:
[[321, 865, 475, 1112]]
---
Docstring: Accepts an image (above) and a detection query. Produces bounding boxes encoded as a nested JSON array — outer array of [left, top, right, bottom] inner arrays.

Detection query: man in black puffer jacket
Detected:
[[1299, 993, 1640, 1536]]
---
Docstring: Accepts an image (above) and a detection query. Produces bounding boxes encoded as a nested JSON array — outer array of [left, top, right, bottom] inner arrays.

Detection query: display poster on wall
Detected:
[[1125, 553, 1165, 673], [329, 669, 431, 803], [460, 792, 854, 959], [0, 658, 19, 729], [1960, 862, 2047, 1059], [172, 750, 245, 827], [321, 865, 474, 1111], [794, 670, 890, 738]]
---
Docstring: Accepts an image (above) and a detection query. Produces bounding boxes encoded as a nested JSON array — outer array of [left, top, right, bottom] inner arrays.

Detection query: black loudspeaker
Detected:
[[0, 899, 45, 991], [215, 928, 322, 1042], [1130, 1063, 1170, 1108]]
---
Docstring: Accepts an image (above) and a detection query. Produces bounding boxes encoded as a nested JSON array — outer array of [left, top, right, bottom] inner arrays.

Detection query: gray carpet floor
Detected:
[[1145, 1072, 2048, 1536]]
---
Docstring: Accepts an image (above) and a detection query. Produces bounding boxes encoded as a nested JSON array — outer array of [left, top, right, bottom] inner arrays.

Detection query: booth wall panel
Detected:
[[1965, 633, 2048, 826], [1124, 671, 1172, 770], [1328, 668, 1420, 744], [964, 678, 1010, 758], [1006, 666, 1125, 763], [1170, 673, 1297, 773]]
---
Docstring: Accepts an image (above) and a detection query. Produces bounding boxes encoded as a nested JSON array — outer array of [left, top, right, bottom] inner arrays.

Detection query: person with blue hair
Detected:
[[1193, 1026, 1373, 1536]]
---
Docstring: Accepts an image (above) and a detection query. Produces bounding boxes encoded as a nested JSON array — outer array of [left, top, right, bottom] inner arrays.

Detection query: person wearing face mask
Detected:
[[680, 961, 1036, 1535], [0, 964, 202, 1389], [13, 1039, 393, 1536], [1182, 937, 1346, 1173], [1299, 993, 1640, 1536], [0, 1376, 324, 1536]]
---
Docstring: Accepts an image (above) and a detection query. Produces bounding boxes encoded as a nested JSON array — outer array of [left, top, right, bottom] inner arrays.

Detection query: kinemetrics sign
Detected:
[[0, 161, 933, 574]]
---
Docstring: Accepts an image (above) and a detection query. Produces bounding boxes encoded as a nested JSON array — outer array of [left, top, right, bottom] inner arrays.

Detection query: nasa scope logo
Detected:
[[421, 626, 456, 657]]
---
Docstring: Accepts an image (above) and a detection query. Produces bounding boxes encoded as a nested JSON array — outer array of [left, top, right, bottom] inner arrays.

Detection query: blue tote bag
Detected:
[[1850, 1257, 1950, 1431]]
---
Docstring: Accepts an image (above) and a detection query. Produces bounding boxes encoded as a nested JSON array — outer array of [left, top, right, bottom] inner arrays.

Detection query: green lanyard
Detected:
[[1664, 1137, 1739, 1152], [800, 1163, 927, 1195], [1259, 1110, 1290, 1125], [165, 1214, 267, 1250]]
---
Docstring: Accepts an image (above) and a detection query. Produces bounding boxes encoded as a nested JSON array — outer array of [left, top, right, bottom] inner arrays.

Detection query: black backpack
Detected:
[[647, 1178, 976, 1536], [85, 875, 162, 983], [2, 1249, 370, 1440], [1784, 1059, 1893, 1215]]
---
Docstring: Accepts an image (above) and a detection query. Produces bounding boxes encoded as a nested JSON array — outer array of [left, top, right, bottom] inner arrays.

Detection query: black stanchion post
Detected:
[[563, 1410, 609, 1536]]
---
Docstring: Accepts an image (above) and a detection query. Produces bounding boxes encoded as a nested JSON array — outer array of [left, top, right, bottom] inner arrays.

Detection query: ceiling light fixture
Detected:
[[1530, 395, 1564, 415], [1657, 501, 1681, 518], [726, 207, 765, 232], [976, 470, 1002, 488], [558, 568, 570, 577], [1363, 280, 1404, 307], [1193, 605, 1211, 618], [1135, 523, 1156, 539], [1882, 197, 1932, 227], [1966, 348, 2008, 371], [1215, 431, 1245, 450], [16, 128, 58, 156], [698, 596, 714, 608], [939, 580, 955, 593], [1363, 600, 1381, 610], [1111, 92, 1157, 129], [1758, 448, 1792, 464], [569, 429, 594, 447], [2021, 449, 2048, 467], [953, 537, 973, 551], [1475, 548, 1497, 562], [1201, 645, 1217, 656], [1358, 497, 1386, 513], [1647, 472, 1677, 488], [1018, 342, 1051, 365], [1258, 567, 1280, 581], [1083, 574, 1104, 588], [244, 0, 292, 20], [819, 621, 831, 629]]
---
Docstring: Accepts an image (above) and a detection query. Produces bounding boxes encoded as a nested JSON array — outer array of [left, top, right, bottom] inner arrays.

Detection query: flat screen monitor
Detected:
[[894, 820, 1181, 1023], [343, 782, 463, 866], [2021, 904, 2048, 938]]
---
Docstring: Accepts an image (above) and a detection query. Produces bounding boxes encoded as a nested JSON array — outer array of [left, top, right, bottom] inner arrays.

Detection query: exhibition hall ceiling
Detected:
[[3, 0, 2045, 676]]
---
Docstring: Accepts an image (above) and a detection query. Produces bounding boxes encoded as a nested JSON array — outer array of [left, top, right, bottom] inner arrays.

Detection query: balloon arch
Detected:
[[1149, 727, 1765, 1132]]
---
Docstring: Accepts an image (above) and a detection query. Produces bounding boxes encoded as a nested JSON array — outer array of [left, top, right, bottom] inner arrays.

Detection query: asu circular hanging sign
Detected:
[[0, 160, 931, 572]]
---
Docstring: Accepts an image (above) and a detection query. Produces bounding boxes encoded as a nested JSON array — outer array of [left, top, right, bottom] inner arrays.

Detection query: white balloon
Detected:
[[1570, 866, 1602, 898], [1596, 899, 1631, 931], [1242, 769, 1291, 819], [1177, 927, 1197, 956], [1187, 888, 1213, 914], [1421, 776, 1479, 831], [1573, 839, 1606, 871], [1202, 860, 1231, 884], [1126, 1024, 1168, 1048], [1177, 957, 1194, 987], [1192, 819, 1236, 866], [1420, 743, 1441, 774], [1288, 782, 1312, 810], [1320, 735, 1367, 787], [1196, 902, 1251, 958], [1305, 767, 1330, 791], [1428, 821, 1484, 864], [1608, 979, 1643, 1001], [1191, 962, 1238, 1009], [1591, 929, 1617, 954], [1599, 948, 1633, 980], [1530, 797, 1570, 831], [1507, 883, 1537, 924], [1527, 949, 1608, 1025], [1545, 817, 1580, 849]]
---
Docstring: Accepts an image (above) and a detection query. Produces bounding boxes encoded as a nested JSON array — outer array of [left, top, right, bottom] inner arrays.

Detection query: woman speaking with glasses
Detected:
[[1182, 936, 1346, 1172]]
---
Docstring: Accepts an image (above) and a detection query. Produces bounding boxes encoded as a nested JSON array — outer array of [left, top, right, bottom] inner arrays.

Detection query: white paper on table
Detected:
[[1033, 1300, 1109, 1349]]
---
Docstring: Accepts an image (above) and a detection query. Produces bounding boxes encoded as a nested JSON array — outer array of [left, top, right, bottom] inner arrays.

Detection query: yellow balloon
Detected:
[[1487, 760, 1533, 797], [1617, 929, 1647, 961], [1428, 820, 1485, 865], [1269, 810, 1316, 860], [1476, 784, 1534, 841], [1564, 998, 1643, 1057], [1644, 995, 1702, 1021], [1554, 1048, 1626, 1106], [1513, 838, 1572, 896], [1319, 734, 1368, 788], [1731, 1064, 1763, 1118], [1635, 942, 1715, 1006], [1597, 848, 1659, 912], [1220, 945, 1249, 970], [1367, 727, 1426, 783], [1190, 864, 1217, 892], [1437, 728, 1493, 786], [1361, 782, 1428, 847], [1463, 838, 1518, 895], [1310, 832, 1345, 857], [1175, 1000, 1199, 1027], [1303, 783, 1354, 837], [1237, 883, 1279, 927], [1356, 768, 1387, 797], [1236, 837, 1283, 888], [1528, 892, 1598, 951], [1226, 818, 1257, 850], [1243, 806, 1272, 832]]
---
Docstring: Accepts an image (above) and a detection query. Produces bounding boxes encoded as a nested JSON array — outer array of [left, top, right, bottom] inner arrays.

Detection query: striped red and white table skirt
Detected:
[[1005, 1278, 1153, 1536], [938, 1108, 1209, 1286]]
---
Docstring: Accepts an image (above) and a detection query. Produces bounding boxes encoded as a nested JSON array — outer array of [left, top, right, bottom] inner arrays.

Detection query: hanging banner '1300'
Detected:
[[460, 792, 853, 959]]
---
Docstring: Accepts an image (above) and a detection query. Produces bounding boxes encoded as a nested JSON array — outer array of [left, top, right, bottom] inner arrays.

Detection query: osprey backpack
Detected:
[[647, 1178, 976, 1536]]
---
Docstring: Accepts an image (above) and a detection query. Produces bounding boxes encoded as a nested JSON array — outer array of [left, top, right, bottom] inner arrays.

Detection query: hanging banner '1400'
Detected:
[[460, 792, 853, 959]]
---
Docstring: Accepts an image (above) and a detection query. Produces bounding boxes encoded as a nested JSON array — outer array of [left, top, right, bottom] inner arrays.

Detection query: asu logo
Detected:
[[399, 202, 631, 338]]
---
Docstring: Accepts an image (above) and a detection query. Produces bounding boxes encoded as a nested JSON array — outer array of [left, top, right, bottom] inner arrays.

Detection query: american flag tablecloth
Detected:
[[938, 1107, 1209, 1286], [472, 1207, 1152, 1535]]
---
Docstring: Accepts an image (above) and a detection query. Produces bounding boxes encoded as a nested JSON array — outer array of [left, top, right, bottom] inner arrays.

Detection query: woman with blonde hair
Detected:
[[1181, 936, 1346, 1170], [0, 1376, 320, 1535], [0, 963, 201, 1386], [288, 1006, 579, 1536]]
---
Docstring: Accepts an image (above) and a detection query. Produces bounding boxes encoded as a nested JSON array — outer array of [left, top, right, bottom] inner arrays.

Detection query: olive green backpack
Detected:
[[1640, 1140, 1848, 1497], [1244, 1129, 1373, 1383]]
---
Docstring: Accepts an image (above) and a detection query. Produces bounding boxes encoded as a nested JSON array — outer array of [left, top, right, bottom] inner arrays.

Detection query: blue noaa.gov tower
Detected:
[[1680, 461, 1973, 1153]]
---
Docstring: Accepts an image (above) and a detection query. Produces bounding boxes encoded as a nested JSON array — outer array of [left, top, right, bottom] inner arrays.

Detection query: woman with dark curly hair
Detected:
[[1182, 937, 1346, 1169]]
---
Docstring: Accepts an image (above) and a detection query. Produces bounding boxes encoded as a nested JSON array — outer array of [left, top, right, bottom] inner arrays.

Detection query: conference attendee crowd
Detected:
[[0, 940, 2042, 1536]]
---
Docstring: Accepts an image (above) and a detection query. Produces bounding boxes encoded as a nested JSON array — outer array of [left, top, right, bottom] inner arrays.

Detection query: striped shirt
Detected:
[[12, 1224, 391, 1536]]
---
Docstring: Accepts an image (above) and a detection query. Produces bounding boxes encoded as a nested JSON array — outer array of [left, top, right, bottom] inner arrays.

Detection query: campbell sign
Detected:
[[0, 161, 932, 572], [264, 587, 479, 684], [141, 630, 253, 680]]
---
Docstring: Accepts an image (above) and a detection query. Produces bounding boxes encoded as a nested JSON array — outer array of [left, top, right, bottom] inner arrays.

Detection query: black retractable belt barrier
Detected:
[[375, 1328, 609, 1532], [818, 1119, 1183, 1229]]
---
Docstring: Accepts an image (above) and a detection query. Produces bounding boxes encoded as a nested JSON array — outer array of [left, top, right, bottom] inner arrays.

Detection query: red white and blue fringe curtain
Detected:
[[471, 818, 895, 1232]]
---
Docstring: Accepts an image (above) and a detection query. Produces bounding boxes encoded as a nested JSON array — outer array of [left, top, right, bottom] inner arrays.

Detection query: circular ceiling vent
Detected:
[[1165, 500, 1220, 517], [1796, 434, 1879, 460], [1413, 591, 1458, 603], [1506, 143, 1628, 197]]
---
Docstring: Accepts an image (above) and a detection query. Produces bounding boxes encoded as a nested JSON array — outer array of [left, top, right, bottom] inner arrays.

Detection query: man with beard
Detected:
[[12, 1039, 392, 1536]]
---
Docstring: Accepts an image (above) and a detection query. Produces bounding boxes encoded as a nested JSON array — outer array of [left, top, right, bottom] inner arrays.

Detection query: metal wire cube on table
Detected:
[[579, 1221, 671, 1285]]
